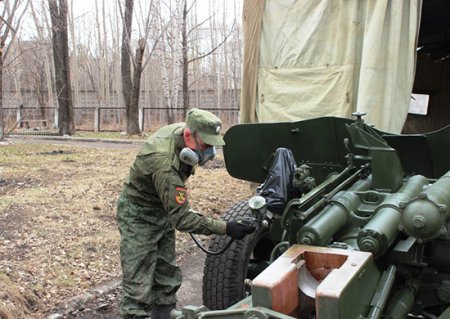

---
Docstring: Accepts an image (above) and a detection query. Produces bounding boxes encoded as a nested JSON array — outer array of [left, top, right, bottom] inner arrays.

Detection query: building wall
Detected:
[[403, 52, 450, 133]]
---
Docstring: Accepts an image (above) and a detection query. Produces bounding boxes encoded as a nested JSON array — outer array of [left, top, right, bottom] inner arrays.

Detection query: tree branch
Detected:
[[187, 24, 235, 64]]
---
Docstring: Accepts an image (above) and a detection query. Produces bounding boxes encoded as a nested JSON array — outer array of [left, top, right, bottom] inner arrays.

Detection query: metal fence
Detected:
[[4, 106, 240, 133]]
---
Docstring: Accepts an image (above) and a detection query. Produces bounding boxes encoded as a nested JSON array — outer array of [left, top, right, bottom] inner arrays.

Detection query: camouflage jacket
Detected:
[[121, 123, 226, 235]]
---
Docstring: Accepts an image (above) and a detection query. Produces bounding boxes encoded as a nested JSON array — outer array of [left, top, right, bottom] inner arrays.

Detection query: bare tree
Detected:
[[120, 0, 164, 134], [180, 0, 235, 116], [120, 0, 139, 134], [154, 0, 186, 124], [156, 0, 174, 122], [49, 0, 75, 135], [15, 41, 49, 128], [0, 0, 29, 140], [0, 0, 242, 132], [67, 0, 79, 109], [96, 0, 110, 106], [109, 0, 123, 126], [29, 0, 56, 127], [181, 0, 189, 114]]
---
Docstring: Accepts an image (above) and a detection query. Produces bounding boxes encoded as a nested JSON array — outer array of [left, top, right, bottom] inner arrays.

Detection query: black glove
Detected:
[[226, 220, 256, 240]]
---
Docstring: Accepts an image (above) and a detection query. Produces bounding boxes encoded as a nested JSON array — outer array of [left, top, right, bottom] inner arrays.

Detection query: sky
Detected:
[[72, 0, 243, 24], [18, 0, 242, 45]]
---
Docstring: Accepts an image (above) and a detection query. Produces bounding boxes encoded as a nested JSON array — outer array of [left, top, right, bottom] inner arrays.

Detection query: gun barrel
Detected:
[[298, 177, 372, 245]]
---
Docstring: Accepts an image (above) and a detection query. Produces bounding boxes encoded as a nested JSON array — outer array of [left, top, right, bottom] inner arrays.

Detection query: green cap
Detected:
[[186, 108, 225, 146]]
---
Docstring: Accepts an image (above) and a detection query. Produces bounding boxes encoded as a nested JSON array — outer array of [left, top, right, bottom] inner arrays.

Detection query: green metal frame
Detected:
[[223, 117, 450, 184]]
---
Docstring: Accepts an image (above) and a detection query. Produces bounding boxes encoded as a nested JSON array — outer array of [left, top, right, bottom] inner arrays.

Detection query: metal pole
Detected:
[[367, 265, 397, 319]]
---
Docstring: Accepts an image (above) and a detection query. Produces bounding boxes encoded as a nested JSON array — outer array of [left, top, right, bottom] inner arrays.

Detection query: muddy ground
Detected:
[[49, 251, 206, 319], [0, 136, 254, 319]]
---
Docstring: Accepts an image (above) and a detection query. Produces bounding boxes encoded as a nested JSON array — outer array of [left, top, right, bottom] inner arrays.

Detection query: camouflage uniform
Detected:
[[117, 112, 227, 318]]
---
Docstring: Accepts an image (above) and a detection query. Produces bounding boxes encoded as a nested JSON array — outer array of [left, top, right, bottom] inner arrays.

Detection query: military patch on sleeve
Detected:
[[175, 187, 188, 205]]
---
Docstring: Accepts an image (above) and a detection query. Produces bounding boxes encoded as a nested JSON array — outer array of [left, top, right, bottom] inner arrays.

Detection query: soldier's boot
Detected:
[[151, 303, 176, 319]]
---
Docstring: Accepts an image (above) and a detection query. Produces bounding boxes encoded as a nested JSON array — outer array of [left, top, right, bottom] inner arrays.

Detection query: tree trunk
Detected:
[[159, 43, 173, 122], [169, 0, 183, 116], [101, 0, 110, 108], [0, 46, 4, 140], [181, 0, 189, 117], [121, 0, 140, 134], [49, 0, 75, 135], [35, 0, 57, 128], [68, 0, 79, 111], [112, 1, 121, 127], [130, 38, 145, 132], [36, 71, 47, 128]]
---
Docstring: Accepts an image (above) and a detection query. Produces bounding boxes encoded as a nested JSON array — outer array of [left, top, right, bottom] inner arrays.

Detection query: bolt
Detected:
[[301, 237, 312, 245], [412, 216, 426, 229], [300, 231, 317, 245], [359, 237, 378, 253]]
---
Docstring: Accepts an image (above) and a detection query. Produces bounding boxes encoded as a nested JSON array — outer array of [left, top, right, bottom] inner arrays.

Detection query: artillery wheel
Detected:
[[202, 200, 275, 310]]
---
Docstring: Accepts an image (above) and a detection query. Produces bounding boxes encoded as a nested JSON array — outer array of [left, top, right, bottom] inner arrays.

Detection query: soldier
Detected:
[[117, 108, 255, 319]]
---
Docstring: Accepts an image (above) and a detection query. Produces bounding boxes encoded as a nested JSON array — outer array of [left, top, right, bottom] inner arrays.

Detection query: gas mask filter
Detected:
[[180, 148, 199, 166]]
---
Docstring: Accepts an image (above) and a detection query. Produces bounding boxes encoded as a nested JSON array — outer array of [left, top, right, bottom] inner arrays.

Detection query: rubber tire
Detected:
[[202, 200, 274, 310]]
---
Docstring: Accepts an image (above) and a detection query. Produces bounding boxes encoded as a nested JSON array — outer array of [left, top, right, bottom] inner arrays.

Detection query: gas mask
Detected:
[[180, 146, 216, 166], [179, 131, 216, 166], [198, 146, 216, 165]]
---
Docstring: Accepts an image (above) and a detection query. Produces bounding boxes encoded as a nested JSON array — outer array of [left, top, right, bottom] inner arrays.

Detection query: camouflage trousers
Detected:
[[117, 194, 182, 318]]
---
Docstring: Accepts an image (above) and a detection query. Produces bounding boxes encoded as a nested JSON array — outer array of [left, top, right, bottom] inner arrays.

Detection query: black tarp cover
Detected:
[[257, 148, 299, 214]]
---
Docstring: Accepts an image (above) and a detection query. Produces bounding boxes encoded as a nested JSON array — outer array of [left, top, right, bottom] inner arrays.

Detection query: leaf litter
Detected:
[[0, 142, 253, 318]]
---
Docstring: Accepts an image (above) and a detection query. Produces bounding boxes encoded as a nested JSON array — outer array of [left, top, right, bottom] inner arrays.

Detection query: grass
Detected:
[[0, 143, 135, 317], [74, 131, 149, 140], [0, 272, 39, 319], [9, 129, 150, 140]]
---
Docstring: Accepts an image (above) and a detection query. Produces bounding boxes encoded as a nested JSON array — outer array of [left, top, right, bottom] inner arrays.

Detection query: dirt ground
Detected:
[[0, 136, 254, 319]]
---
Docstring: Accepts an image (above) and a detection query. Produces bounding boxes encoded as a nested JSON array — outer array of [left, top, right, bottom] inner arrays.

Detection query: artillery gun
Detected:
[[174, 114, 450, 319]]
